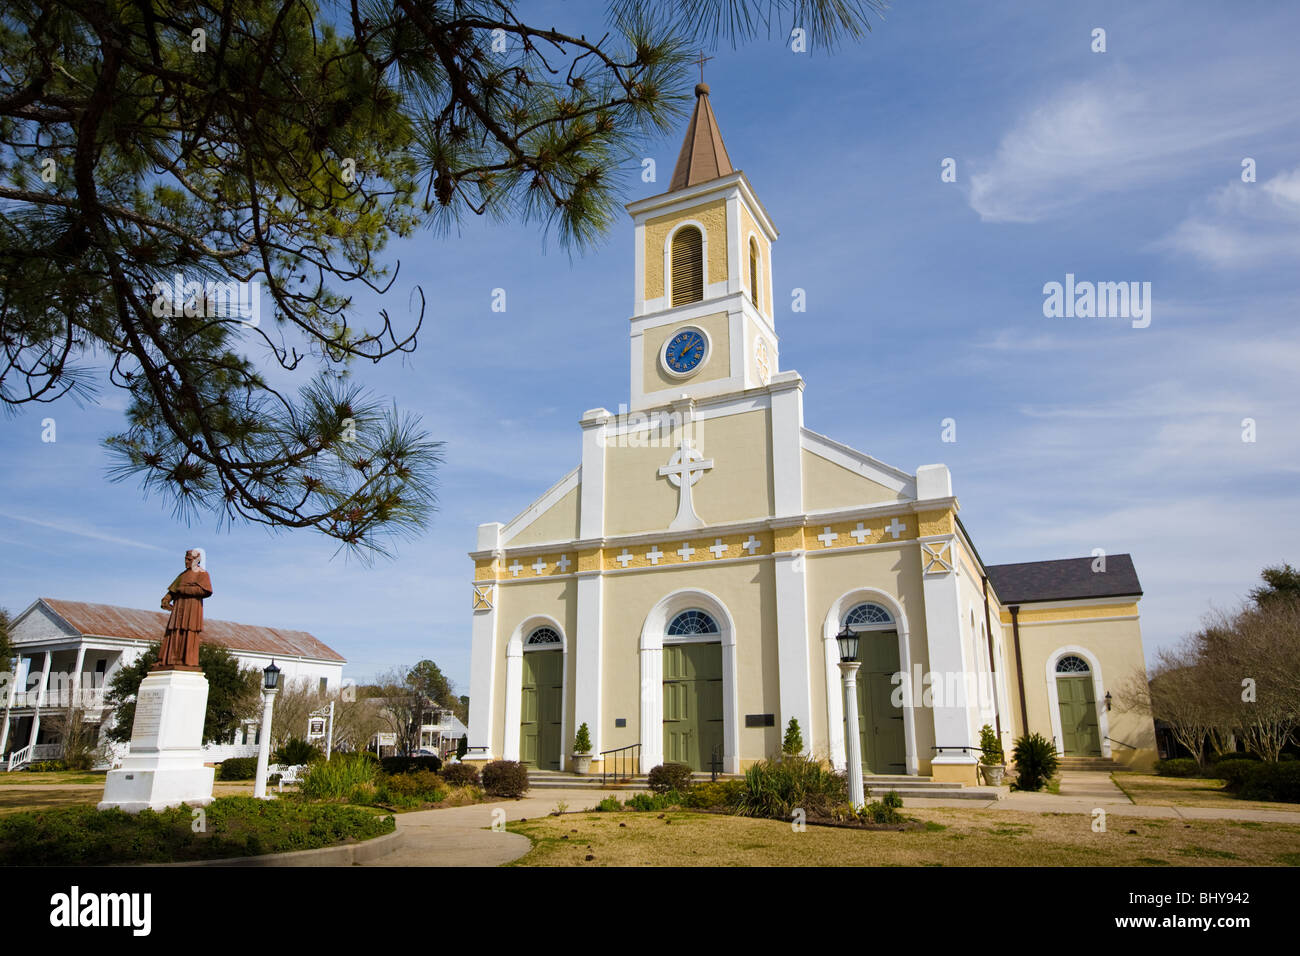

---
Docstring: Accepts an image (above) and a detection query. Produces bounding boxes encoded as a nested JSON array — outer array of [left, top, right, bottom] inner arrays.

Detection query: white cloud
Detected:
[[1156, 166, 1300, 268], [968, 65, 1300, 223]]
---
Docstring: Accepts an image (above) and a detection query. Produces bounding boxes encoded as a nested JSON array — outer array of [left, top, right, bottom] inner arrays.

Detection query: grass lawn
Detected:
[[1112, 772, 1300, 812], [506, 807, 1300, 867], [0, 770, 106, 786]]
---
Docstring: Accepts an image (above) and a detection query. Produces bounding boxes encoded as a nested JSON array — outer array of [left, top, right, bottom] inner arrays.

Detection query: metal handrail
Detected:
[[600, 743, 639, 785]]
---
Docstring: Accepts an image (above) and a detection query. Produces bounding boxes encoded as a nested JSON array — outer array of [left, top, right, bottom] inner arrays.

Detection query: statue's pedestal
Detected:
[[99, 669, 215, 813]]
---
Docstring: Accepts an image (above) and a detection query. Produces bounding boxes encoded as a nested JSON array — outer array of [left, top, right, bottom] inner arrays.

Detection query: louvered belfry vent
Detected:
[[749, 237, 760, 309], [671, 227, 704, 306]]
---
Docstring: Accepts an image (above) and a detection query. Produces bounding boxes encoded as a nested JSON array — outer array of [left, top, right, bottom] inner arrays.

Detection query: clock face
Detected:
[[664, 327, 708, 375]]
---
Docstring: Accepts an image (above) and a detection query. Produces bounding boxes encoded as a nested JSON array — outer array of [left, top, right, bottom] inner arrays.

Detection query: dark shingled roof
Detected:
[[985, 555, 1142, 605]]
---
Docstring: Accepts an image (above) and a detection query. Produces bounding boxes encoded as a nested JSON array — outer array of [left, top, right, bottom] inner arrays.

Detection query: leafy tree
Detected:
[[104, 643, 261, 745], [407, 659, 453, 709], [0, 607, 12, 670], [1250, 563, 1300, 607], [782, 717, 803, 756], [0, 1, 881, 555]]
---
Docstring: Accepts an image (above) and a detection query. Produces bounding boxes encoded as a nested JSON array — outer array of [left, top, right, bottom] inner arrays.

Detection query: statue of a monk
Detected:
[[155, 549, 213, 670]]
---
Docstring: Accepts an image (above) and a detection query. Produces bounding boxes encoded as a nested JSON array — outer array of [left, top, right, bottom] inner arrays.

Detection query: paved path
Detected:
[[358, 788, 628, 867], [905, 771, 1300, 824]]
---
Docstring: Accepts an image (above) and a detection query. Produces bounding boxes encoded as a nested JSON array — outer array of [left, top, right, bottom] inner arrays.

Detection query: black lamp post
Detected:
[[835, 622, 865, 809], [254, 661, 281, 798], [836, 623, 860, 663], [1104, 691, 1112, 712]]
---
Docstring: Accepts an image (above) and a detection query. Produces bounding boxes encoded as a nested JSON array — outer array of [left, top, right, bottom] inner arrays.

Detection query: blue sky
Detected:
[[3, 1, 1298, 692]]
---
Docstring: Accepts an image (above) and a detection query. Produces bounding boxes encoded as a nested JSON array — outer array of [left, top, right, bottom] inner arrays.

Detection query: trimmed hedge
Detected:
[[1154, 758, 1205, 778], [1236, 762, 1300, 803], [481, 760, 529, 798], [216, 756, 259, 781], [1210, 757, 1259, 787], [0, 796, 394, 865], [440, 763, 481, 787], [380, 755, 442, 776]]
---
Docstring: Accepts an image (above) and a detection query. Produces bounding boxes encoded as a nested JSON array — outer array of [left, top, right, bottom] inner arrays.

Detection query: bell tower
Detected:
[[625, 83, 779, 411]]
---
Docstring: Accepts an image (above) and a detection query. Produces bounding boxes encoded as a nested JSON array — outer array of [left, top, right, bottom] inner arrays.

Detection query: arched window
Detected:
[[526, 626, 562, 647], [1055, 655, 1090, 674], [666, 609, 719, 636], [670, 226, 704, 306], [748, 237, 761, 310], [843, 602, 893, 628]]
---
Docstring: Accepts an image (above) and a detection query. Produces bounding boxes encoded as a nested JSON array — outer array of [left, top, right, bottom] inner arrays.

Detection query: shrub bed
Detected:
[[1210, 757, 1259, 787], [481, 760, 529, 798], [298, 753, 380, 800], [734, 756, 847, 820], [647, 763, 693, 794], [0, 796, 394, 865]]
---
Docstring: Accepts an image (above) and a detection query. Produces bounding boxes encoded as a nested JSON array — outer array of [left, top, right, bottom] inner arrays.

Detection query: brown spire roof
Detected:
[[669, 83, 735, 191]]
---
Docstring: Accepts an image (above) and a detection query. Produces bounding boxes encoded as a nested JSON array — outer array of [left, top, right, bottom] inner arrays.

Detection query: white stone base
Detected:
[[99, 669, 216, 813]]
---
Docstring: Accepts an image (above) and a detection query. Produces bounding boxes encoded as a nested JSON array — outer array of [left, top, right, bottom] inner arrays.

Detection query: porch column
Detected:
[[72, 646, 87, 708], [0, 654, 18, 755], [28, 651, 52, 749]]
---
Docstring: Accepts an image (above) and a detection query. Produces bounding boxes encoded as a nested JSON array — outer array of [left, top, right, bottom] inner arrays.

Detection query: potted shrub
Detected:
[[571, 722, 593, 775], [978, 724, 1006, 786]]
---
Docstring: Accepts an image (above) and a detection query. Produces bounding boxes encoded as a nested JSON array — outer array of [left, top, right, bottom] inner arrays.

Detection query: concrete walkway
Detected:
[[358, 788, 628, 867], [906, 770, 1300, 824]]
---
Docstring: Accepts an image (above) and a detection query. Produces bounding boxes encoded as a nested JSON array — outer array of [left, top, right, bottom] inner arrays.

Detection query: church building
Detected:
[[465, 84, 1157, 785]]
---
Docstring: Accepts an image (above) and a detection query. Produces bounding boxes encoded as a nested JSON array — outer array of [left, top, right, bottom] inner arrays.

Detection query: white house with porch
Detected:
[[1, 598, 346, 770]]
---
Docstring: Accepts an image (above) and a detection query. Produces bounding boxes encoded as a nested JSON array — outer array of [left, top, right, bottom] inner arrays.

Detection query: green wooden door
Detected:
[[854, 630, 907, 774], [1057, 675, 1101, 756], [520, 651, 563, 769], [663, 642, 723, 771]]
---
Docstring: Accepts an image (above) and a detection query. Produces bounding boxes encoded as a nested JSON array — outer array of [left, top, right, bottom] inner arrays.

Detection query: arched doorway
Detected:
[[844, 602, 907, 774], [662, 610, 724, 771], [519, 626, 563, 769], [1054, 655, 1101, 756]]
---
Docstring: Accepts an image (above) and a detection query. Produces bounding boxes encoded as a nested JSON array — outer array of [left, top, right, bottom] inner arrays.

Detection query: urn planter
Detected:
[[980, 763, 1006, 786], [572, 753, 593, 775]]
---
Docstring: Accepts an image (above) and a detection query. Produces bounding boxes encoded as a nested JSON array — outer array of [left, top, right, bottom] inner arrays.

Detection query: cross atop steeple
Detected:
[[692, 51, 713, 83]]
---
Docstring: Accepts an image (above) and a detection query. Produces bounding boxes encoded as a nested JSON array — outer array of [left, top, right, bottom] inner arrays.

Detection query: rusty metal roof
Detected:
[[40, 598, 346, 663], [669, 83, 735, 191]]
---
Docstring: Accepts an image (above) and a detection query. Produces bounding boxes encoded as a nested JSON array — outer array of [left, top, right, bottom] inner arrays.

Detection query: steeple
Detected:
[[668, 84, 734, 191]]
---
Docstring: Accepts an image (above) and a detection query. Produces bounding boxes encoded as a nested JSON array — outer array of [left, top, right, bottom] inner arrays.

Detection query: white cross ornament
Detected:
[[850, 522, 871, 544], [645, 546, 664, 565], [508, 560, 523, 578], [677, 542, 695, 561], [817, 526, 838, 548], [742, 535, 761, 555], [659, 440, 714, 531], [709, 538, 728, 559], [532, 557, 547, 575], [615, 549, 633, 568], [884, 517, 906, 539], [556, 554, 572, 573]]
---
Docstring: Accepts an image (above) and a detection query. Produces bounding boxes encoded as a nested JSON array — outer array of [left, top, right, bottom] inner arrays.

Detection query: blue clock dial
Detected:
[[665, 328, 707, 373]]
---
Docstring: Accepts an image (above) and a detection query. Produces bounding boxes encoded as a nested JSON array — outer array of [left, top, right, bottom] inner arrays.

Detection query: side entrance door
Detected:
[[663, 642, 723, 771], [1057, 675, 1101, 756], [855, 630, 907, 774], [520, 650, 562, 769]]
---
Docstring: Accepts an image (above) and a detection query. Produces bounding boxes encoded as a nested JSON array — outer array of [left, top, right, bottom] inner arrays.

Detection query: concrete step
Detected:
[[1057, 758, 1121, 771]]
